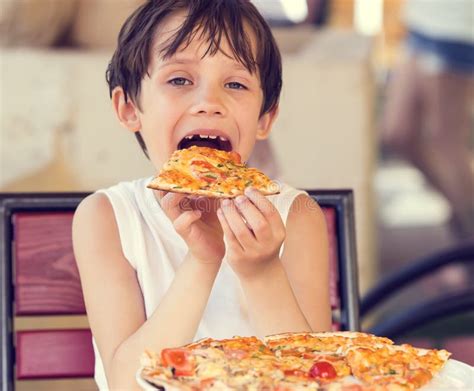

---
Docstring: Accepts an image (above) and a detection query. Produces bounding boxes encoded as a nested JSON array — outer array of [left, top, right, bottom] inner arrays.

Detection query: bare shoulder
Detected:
[[283, 192, 329, 259], [287, 193, 327, 233], [72, 191, 134, 290], [73, 192, 115, 235], [72, 192, 137, 292], [72, 192, 122, 265], [281, 194, 331, 330]]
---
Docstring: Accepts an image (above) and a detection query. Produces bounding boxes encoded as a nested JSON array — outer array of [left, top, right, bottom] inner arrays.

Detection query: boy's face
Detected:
[[114, 11, 278, 170]]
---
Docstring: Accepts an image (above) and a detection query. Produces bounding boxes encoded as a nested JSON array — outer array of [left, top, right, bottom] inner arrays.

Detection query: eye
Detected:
[[226, 81, 247, 90], [168, 77, 192, 86]]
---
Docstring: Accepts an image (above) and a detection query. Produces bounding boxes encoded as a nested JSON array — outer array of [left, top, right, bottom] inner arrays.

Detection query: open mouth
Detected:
[[177, 134, 232, 152]]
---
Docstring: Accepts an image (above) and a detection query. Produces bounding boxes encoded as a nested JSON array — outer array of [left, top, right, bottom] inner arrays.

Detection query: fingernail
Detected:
[[236, 195, 247, 204], [244, 187, 254, 196], [222, 199, 230, 207]]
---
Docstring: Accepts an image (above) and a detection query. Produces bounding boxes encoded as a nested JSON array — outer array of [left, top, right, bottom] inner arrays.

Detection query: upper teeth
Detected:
[[184, 134, 227, 141]]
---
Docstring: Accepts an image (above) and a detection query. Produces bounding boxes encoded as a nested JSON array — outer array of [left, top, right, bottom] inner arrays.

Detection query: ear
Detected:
[[256, 105, 279, 140], [111, 87, 141, 132]]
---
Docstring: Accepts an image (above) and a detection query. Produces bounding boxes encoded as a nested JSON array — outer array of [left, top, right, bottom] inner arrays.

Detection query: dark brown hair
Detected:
[[106, 0, 282, 158]]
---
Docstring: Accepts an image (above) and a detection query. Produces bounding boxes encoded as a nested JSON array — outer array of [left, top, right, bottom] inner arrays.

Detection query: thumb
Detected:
[[161, 192, 188, 221], [173, 210, 202, 237]]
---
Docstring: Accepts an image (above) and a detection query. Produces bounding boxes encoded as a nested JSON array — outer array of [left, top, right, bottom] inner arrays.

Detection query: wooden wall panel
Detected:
[[14, 212, 86, 315], [16, 329, 95, 379]]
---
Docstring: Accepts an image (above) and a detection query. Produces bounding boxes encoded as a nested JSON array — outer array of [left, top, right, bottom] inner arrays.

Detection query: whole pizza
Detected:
[[139, 331, 451, 390]]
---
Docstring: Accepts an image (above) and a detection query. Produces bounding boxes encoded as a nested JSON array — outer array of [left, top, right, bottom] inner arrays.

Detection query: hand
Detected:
[[216, 187, 286, 279], [158, 191, 225, 265]]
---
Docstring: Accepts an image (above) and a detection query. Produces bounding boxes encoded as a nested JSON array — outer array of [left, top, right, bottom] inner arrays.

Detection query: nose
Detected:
[[190, 84, 226, 116]]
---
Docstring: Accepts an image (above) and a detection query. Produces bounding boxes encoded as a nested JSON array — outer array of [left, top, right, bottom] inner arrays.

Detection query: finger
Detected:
[[244, 187, 281, 227], [161, 192, 189, 220], [234, 195, 271, 242], [217, 207, 243, 252], [221, 199, 255, 248], [173, 210, 201, 236], [189, 197, 215, 213]]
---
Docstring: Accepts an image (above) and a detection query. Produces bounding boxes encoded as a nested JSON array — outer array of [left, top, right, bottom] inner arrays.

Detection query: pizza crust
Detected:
[[141, 372, 193, 391], [147, 179, 280, 198], [264, 331, 393, 344]]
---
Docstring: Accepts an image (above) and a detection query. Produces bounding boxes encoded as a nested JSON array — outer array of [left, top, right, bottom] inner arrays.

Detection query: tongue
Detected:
[[181, 139, 220, 150]]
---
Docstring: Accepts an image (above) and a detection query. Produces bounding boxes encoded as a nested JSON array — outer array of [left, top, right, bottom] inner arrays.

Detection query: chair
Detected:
[[0, 193, 93, 391], [360, 242, 474, 365], [1, 190, 360, 390], [306, 190, 360, 332]]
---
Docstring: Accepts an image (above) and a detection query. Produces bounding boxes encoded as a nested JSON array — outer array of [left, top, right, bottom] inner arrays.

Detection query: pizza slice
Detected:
[[147, 146, 280, 198], [264, 332, 392, 386], [345, 344, 451, 390]]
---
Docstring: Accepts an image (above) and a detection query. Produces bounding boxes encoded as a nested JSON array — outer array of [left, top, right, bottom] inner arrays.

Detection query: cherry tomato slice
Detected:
[[161, 348, 195, 377], [309, 361, 337, 380]]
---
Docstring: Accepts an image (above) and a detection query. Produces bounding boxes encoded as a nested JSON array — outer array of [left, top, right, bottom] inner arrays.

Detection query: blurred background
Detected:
[[1, 0, 473, 381]]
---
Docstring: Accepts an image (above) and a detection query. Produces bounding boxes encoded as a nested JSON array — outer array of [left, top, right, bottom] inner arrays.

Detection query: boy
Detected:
[[72, 1, 331, 389]]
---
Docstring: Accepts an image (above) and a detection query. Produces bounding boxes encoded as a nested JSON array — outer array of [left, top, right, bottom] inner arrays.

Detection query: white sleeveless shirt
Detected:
[[92, 177, 306, 390]]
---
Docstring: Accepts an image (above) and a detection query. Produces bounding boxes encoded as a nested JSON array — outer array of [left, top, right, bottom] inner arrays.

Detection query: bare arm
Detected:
[[72, 193, 220, 390], [240, 258, 313, 336], [280, 195, 331, 331], [219, 192, 331, 336]]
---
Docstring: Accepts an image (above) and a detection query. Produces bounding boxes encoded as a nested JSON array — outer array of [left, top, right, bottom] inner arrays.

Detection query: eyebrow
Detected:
[[157, 58, 197, 69], [157, 57, 251, 73]]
